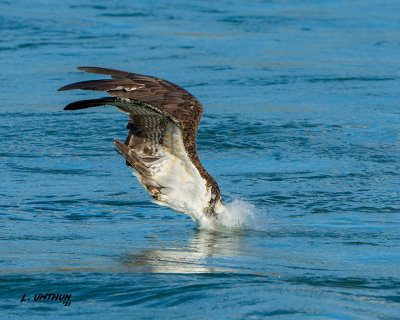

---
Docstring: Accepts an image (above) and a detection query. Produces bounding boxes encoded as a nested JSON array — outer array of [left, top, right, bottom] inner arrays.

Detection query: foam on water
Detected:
[[197, 199, 257, 231]]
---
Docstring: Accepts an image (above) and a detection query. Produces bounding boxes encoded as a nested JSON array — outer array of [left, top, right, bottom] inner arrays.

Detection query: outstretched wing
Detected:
[[58, 67, 221, 218]]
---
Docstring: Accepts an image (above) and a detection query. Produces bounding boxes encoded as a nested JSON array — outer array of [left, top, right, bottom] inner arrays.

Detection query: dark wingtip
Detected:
[[63, 104, 75, 111], [57, 86, 69, 91], [62, 97, 116, 111], [57, 67, 99, 91], [75, 66, 132, 77], [63, 99, 100, 111], [63, 101, 85, 110], [57, 83, 83, 91], [77, 66, 96, 72]]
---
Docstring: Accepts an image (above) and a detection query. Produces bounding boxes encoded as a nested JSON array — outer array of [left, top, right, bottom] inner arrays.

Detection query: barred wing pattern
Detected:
[[59, 67, 224, 224]]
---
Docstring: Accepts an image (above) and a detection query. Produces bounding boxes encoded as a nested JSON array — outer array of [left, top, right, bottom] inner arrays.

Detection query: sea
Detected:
[[1, 0, 399, 319]]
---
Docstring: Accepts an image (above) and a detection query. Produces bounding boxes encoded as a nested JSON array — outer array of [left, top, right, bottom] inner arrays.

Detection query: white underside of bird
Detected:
[[124, 123, 225, 228]]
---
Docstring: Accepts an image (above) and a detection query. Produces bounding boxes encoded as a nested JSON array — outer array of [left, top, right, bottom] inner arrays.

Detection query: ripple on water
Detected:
[[1, 0, 400, 318]]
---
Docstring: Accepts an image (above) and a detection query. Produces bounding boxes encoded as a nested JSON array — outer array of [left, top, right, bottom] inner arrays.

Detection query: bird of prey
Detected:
[[59, 67, 226, 227]]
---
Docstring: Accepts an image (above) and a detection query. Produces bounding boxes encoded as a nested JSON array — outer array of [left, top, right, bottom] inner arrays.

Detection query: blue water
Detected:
[[1, 0, 400, 318]]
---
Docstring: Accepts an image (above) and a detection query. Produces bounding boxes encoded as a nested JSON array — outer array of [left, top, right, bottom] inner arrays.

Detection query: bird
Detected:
[[58, 67, 226, 227]]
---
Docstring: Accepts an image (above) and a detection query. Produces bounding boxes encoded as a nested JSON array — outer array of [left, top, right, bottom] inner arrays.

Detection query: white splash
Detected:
[[197, 199, 257, 231]]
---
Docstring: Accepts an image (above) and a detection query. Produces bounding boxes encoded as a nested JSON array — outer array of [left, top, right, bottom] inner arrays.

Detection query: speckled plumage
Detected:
[[59, 67, 222, 217]]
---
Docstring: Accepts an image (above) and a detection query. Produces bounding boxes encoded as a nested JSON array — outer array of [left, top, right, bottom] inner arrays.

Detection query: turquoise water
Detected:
[[1, 0, 400, 318]]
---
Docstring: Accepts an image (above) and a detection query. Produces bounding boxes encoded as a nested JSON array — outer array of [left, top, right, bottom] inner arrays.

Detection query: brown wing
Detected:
[[59, 67, 201, 130], [58, 67, 221, 212]]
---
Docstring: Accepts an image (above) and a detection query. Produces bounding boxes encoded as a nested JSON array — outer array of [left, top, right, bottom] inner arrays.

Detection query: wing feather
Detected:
[[78, 66, 133, 78], [58, 79, 144, 92]]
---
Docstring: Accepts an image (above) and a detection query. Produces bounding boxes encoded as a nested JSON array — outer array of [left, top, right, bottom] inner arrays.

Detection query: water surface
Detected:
[[1, 0, 400, 319]]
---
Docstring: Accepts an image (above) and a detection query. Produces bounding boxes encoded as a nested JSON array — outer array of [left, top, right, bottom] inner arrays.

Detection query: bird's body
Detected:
[[59, 67, 225, 227]]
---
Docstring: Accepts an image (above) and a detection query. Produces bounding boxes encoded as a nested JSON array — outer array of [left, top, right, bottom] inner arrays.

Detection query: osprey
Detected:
[[59, 67, 225, 227]]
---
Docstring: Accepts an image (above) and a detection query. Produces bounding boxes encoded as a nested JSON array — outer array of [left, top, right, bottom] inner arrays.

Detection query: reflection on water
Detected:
[[122, 230, 246, 273]]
